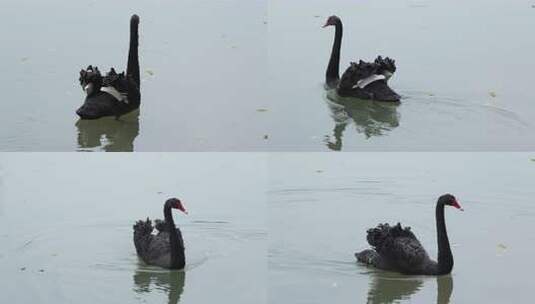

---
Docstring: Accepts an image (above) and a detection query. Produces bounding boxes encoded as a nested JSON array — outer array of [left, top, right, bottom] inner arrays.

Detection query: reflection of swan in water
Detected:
[[365, 271, 453, 304], [365, 271, 423, 304], [133, 265, 186, 304], [75, 110, 139, 152], [436, 275, 453, 304], [324, 90, 400, 150]]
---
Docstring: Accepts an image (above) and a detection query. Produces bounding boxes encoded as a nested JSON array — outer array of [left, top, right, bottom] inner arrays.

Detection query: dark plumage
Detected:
[[356, 194, 463, 275], [77, 15, 141, 120], [323, 15, 400, 102], [133, 198, 188, 270]]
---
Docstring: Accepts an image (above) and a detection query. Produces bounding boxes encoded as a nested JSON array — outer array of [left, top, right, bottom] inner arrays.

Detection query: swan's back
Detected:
[[364, 223, 430, 273], [337, 57, 400, 102]]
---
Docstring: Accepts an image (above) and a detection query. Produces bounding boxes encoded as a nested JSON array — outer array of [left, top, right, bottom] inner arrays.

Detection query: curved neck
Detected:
[[164, 206, 183, 269], [127, 20, 140, 88], [326, 21, 342, 88], [435, 202, 453, 274]]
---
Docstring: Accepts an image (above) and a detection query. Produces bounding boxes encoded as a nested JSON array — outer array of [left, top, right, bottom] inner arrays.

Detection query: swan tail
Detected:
[[127, 14, 140, 88], [133, 217, 153, 256], [355, 249, 383, 268]]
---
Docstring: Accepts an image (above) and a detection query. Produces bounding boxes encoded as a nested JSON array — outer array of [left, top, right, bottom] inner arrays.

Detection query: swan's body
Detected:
[[133, 198, 187, 270], [77, 15, 141, 119], [356, 194, 462, 275], [324, 16, 400, 102]]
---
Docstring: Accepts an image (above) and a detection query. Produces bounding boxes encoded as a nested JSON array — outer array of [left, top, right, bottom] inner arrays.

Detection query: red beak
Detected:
[[322, 23, 329, 28], [452, 199, 463, 211]]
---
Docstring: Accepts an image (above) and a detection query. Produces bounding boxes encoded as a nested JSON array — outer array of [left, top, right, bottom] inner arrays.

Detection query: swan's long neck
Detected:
[[326, 21, 343, 88], [435, 202, 453, 275], [164, 206, 184, 269], [127, 17, 140, 88]]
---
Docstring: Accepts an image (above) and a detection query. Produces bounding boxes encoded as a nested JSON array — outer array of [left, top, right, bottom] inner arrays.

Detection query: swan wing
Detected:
[[144, 234, 172, 265], [366, 223, 417, 247], [338, 60, 379, 90], [380, 236, 428, 271], [354, 74, 386, 89]]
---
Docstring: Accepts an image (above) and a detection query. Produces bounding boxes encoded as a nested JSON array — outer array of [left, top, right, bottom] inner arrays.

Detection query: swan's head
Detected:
[[166, 198, 188, 214], [439, 194, 463, 211], [323, 15, 341, 28], [79, 65, 103, 97]]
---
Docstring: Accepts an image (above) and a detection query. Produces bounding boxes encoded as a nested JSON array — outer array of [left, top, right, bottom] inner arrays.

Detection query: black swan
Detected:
[[133, 198, 187, 270], [77, 14, 141, 120], [356, 194, 462, 275], [323, 15, 400, 102]]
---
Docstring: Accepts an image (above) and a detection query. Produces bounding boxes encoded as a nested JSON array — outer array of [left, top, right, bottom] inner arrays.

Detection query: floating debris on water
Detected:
[[256, 108, 268, 112], [20, 57, 29, 62], [20, 267, 26, 271], [489, 91, 497, 98], [263, 134, 269, 140], [39, 269, 45, 273], [145, 69, 155, 76], [316, 170, 323, 173], [497, 243, 507, 256]]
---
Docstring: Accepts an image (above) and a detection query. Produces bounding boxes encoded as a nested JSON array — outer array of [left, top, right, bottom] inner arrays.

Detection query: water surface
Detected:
[[0, 0, 267, 151], [267, 0, 535, 150], [269, 153, 535, 303], [0, 153, 266, 303]]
